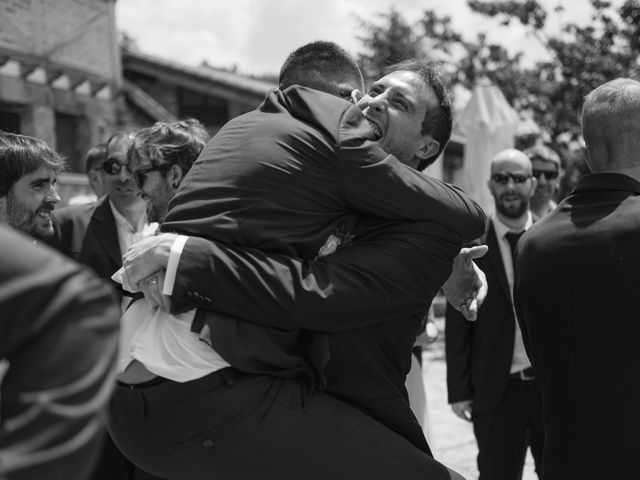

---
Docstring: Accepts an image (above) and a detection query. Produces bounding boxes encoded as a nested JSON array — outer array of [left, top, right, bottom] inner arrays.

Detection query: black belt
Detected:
[[509, 367, 535, 381], [116, 367, 247, 390]]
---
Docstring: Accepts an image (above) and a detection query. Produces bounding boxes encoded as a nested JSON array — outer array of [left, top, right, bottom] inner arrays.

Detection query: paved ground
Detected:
[[419, 317, 537, 480]]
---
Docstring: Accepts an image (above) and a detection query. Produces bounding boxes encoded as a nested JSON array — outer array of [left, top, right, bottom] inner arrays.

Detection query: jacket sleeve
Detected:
[[0, 228, 120, 480], [444, 300, 474, 404], [171, 221, 461, 332]]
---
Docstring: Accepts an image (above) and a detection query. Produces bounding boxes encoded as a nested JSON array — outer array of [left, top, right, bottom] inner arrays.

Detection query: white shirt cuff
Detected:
[[162, 235, 189, 295]]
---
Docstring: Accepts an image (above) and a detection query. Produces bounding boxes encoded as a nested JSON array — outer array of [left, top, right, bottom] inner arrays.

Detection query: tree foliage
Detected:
[[356, 0, 640, 194]]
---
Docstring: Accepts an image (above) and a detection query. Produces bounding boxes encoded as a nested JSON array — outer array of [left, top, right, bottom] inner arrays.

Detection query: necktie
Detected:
[[504, 231, 524, 264]]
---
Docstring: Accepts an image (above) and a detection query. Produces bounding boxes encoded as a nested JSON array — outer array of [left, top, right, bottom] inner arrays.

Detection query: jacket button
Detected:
[[202, 439, 214, 448]]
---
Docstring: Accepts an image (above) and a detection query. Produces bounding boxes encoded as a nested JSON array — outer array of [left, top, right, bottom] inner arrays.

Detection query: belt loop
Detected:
[[139, 390, 148, 419]]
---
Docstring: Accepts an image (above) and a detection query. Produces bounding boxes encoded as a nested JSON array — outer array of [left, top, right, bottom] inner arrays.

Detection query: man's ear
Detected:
[[415, 137, 440, 162], [169, 164, 184, 189]]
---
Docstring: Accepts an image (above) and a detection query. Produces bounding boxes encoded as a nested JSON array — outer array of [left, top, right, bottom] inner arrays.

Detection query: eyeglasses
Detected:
[[97, 158, 132, 176], [133, 164, 172, 189], [491, 173, 532, 185], [532, 169, 559, 180]]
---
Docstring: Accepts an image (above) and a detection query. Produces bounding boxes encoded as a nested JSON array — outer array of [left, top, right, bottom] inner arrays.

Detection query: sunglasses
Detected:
[[491, 173, 532, 185], [532, 169, 559, 180], [97, 158, 132, 176], [133, 164, 172, 189]]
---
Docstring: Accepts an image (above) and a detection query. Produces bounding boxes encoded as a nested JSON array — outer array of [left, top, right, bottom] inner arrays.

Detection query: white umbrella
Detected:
[[457, 79, 520, 215]]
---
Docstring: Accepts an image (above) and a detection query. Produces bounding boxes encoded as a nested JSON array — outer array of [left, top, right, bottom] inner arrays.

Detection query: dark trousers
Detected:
[[108, 369, 451, 480], [473, 379, 544, 480], [89, 434, 164, 480]]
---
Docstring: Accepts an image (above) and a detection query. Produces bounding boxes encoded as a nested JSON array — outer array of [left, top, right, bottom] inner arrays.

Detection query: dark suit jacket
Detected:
[[157, 85, 485, 452], [172, 220, 463, 454], [445, 218, 520, 413], [49, 196, 122, 289], [0, 225, 119, 480], [163, 85, 484, 258], [514, 173, 640, 480]]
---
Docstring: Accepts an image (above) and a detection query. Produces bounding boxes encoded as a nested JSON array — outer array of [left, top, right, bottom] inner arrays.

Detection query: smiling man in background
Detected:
[[0, 131, 63, 240]]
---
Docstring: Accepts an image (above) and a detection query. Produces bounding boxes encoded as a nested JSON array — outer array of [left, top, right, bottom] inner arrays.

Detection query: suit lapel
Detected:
[[486, 220, 512, 304], [89, 198, 122, 268]]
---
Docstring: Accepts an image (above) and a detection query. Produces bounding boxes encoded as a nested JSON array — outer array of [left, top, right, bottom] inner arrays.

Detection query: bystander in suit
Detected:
[[514, 78, 640, 480], [115, 44, 483, 480], [50, 131, 153, 292], [446, 149, 544, 480], [525, 142, 562, 218]]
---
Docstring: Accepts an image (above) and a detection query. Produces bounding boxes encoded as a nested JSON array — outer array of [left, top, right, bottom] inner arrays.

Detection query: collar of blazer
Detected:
[[573, 172, 640, 195], [87, 196, 122, 269]]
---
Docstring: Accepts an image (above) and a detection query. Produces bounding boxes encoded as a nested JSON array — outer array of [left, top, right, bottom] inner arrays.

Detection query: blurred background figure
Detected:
[[50, 130, 154, 298], [524, 143, 561, 218], [67, 143, 109, 206], [0, 130, 120, 480], [0, 225, 120, 480], [406, 305, 439, 445]]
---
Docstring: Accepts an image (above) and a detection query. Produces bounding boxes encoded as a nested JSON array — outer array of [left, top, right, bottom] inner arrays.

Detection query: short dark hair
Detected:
[[0, 131, 65, 197], [279, 40, 363, 92], [84, 142, 107, 173], [105, 128, 137, 160], [385, 60, 453, 170], [128, 119, 210, 175]]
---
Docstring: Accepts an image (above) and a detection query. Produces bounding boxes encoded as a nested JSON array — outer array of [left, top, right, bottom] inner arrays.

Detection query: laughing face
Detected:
[[104, 135, 145, 209], [488, 151, 537, 220], [357, 70, 439, 168], [5, 166, 60, 239]]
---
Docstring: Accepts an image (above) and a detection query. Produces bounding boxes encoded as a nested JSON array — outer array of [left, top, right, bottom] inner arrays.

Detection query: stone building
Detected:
[[0, 0, 274, 203]]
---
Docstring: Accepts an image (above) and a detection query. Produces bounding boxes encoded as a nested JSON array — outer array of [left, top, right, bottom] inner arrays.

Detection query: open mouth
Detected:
[[36, 209, 52, 221], [366, 118, 383, 141]]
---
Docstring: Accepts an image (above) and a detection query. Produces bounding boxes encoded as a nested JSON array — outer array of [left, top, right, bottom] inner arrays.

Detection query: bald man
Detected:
[[515, 78, 640, 480], [446, 149, 544, 480]]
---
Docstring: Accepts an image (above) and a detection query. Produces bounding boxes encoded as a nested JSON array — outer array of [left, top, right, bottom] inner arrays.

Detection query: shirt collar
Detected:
[[493, 210, 533, 238], [573, 172, 640, 195], [109, 199, 148, 234]]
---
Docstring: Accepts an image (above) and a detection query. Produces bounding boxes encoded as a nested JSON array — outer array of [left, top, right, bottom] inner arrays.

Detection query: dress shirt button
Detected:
[[202, 439, 214, 448]]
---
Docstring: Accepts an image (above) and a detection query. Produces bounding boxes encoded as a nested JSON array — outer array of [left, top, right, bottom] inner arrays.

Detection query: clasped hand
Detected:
[[122, 233, 179, 312]]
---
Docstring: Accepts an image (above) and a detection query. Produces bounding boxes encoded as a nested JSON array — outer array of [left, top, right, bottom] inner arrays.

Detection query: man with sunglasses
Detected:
[[127, 119, 209, 223], [51, 130, 154, 296], [525, 143, 562, 218], [446, 148, 544, 480], [49, 130, 159, 480]]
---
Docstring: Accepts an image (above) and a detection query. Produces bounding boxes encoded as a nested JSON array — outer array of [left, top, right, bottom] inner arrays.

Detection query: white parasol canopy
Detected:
[[457, 79, 520, 215]]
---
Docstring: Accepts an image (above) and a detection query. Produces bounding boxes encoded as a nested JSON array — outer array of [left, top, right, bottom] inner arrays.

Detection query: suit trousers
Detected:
[[108, 368, 451, 480], [473, 378, 544, 480]]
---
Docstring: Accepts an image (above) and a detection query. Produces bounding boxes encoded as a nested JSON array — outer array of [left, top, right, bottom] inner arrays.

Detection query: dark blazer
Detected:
[[172, 219, 463, 454], [0, 225, 119, 480], [157, 85, 485, 452], [163, 85, 484, 258], [445, 218, 519, 413], [514, 173, 640, 480], [49, 196, 122, 288]]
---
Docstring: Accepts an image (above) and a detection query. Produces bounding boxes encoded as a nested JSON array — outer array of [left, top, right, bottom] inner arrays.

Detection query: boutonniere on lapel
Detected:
[[316, 224, 354, 259]]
